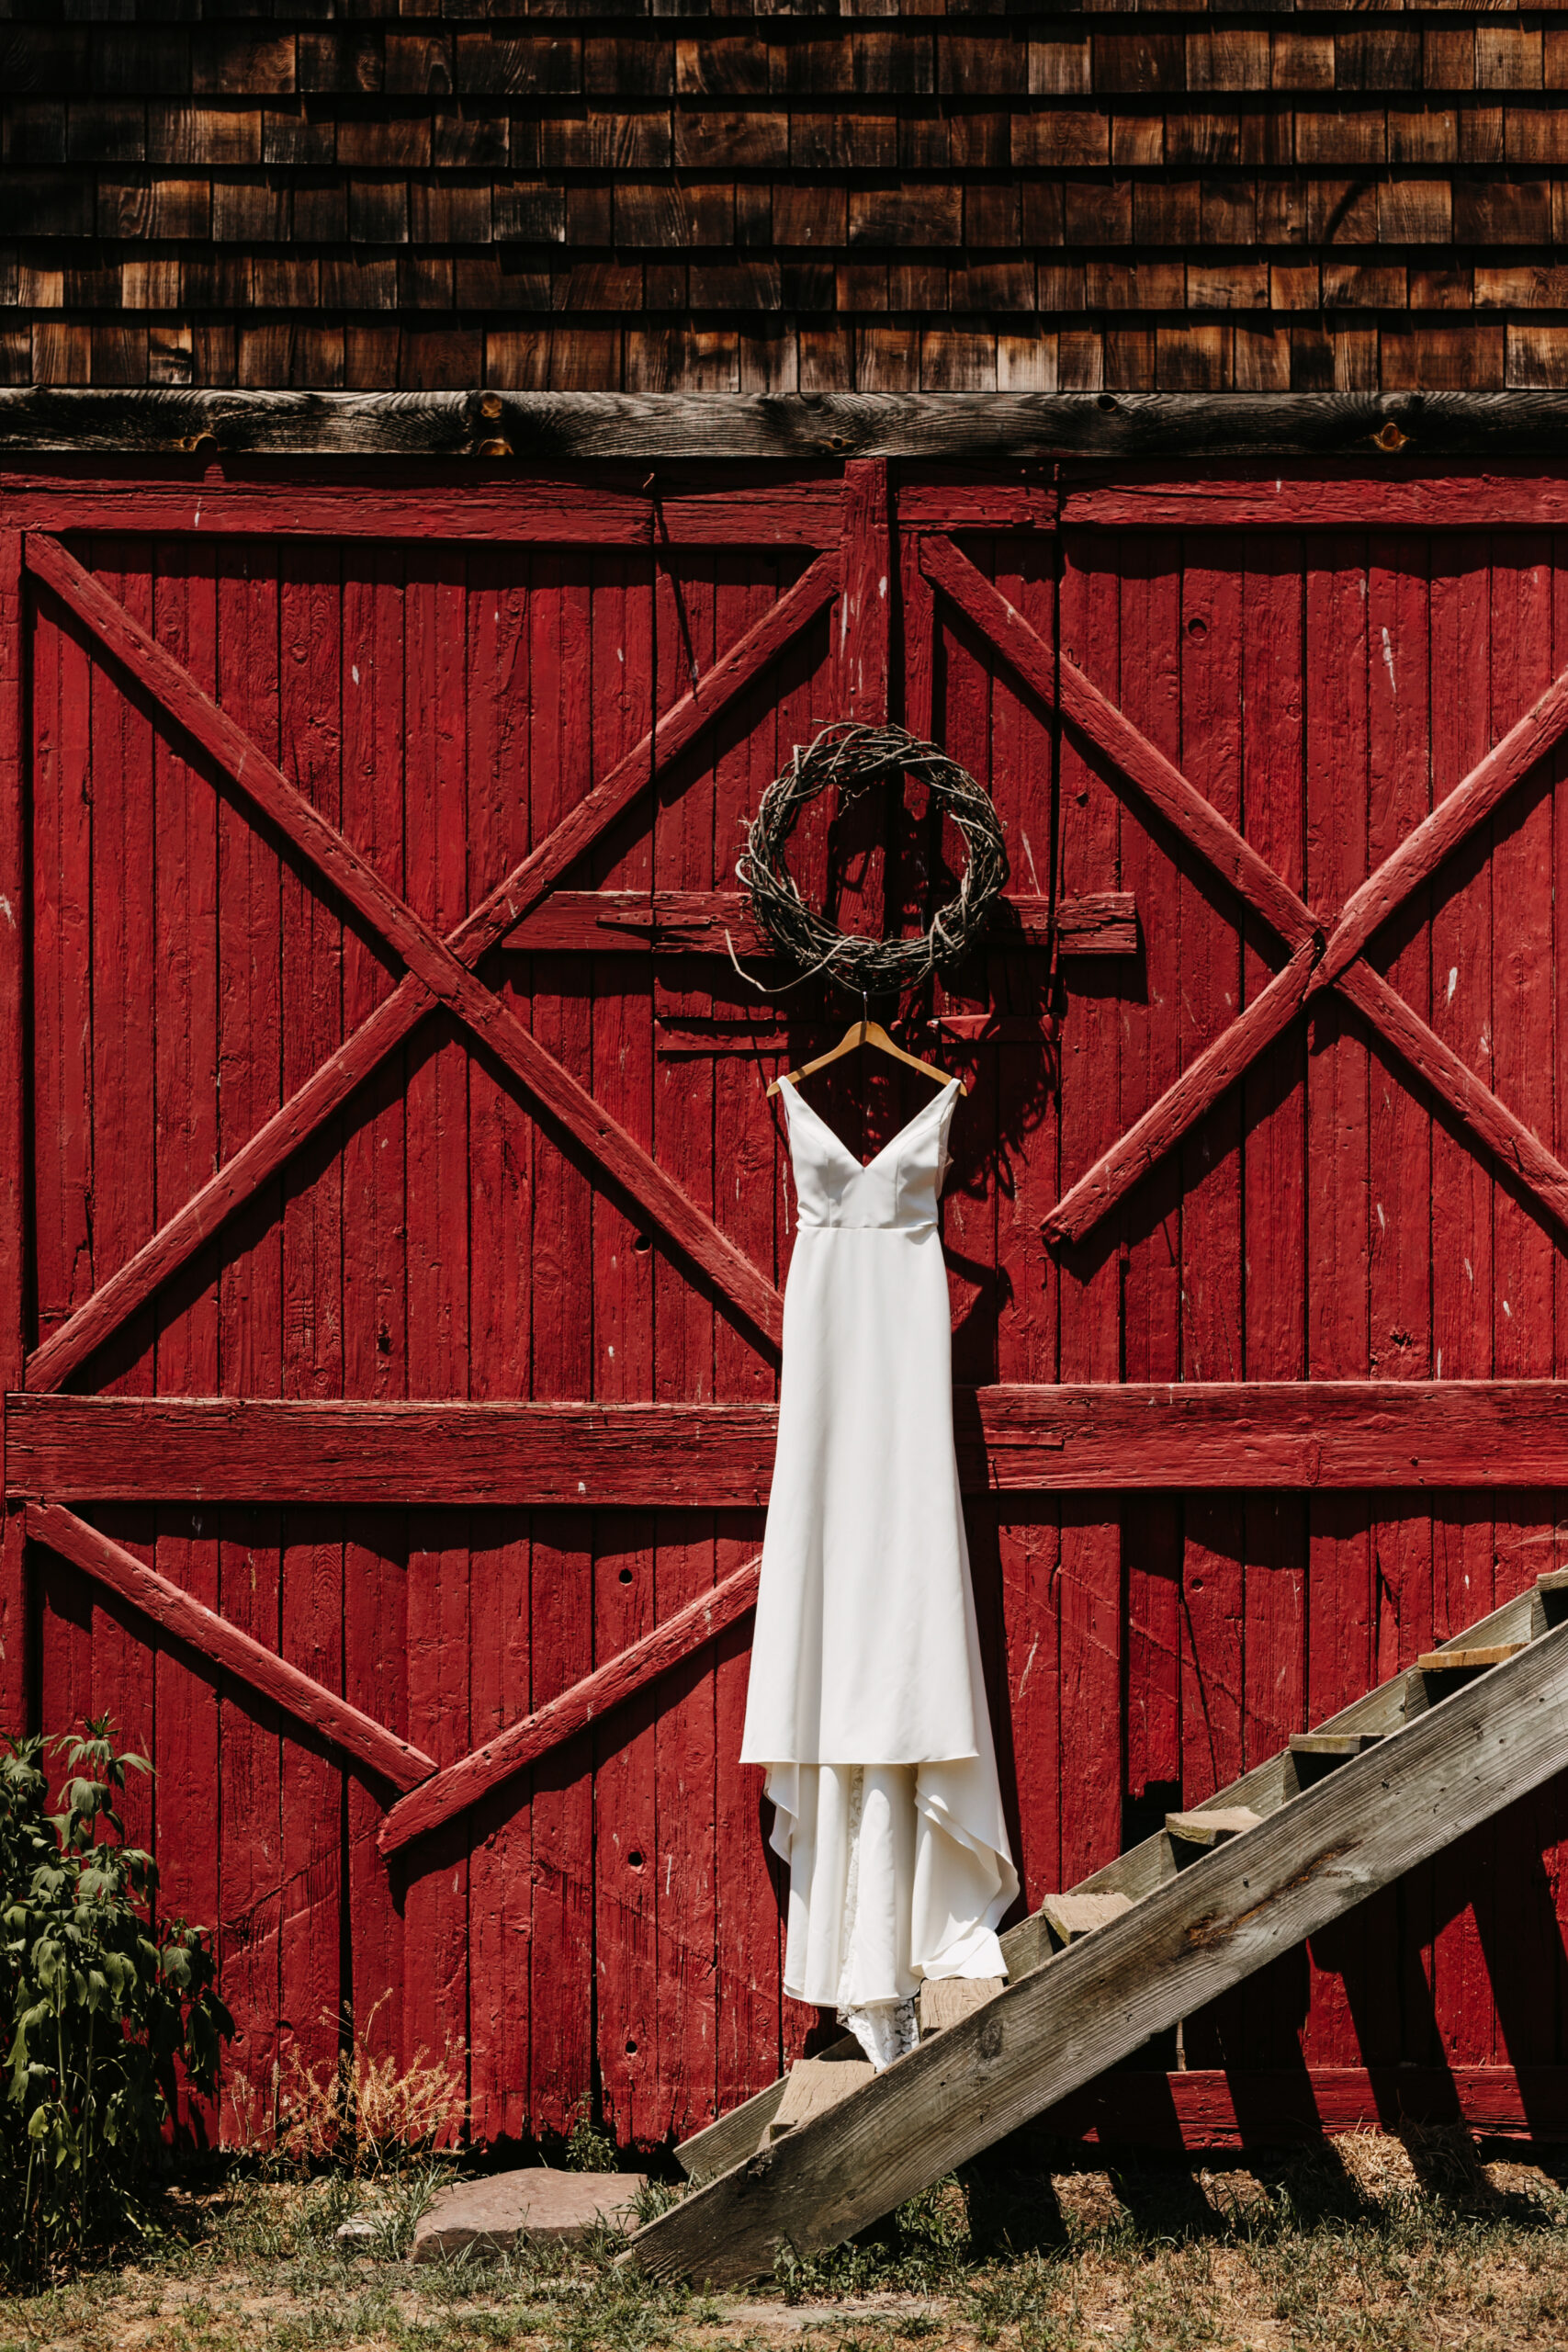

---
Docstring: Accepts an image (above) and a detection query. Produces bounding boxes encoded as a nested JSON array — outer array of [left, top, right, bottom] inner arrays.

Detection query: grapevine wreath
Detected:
[[737, 721, 1009, 993]]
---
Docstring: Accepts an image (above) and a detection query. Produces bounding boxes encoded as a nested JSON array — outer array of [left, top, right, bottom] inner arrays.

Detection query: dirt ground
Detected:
[[6, 2132, 1568, 2352]]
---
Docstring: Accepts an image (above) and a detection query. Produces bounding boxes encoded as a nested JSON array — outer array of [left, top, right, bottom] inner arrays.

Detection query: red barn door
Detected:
[[6, 461, 1568, 2152]]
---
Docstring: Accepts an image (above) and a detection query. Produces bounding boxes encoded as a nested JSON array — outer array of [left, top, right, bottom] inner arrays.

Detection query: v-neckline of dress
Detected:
[[779, 1074, 956, 1176]]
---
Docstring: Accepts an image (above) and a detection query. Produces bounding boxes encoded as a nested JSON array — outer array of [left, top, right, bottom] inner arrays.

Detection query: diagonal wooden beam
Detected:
[[1314, 650, 1568, 993], [27, 1499, 435, 1791], [378, 1552, 761, 1856], [1336, 959, 1568, 1238], [25, 544, 836, 1387], [1042, 937, 1321, 1245], [920, 534, 1319, 954]]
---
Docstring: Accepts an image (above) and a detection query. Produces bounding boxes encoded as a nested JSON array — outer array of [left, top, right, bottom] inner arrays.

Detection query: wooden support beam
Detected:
[[502, 889, 1137, 959], [11, 390, 1568, 464], [628, 1615, 1568, 2283], [13, 1382, 1568, 1504], [1064, 475, 1568, 533], [26, 1501, 436, 1792], [378, 1554, 761, 1856]]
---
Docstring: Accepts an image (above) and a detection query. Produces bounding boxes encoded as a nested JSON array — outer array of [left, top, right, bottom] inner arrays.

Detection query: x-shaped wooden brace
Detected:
[[25, 535, 846, 1388], [922, 536, 1568, 1250]]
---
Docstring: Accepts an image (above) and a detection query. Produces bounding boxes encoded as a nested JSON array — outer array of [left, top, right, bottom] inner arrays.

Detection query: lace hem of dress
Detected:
[[833, 1766, 920, 2072], [839, 1995, 919, 2071]]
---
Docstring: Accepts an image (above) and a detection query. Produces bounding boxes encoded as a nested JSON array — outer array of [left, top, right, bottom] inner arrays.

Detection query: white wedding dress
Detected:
[[740, 1075, 1018, 2070]]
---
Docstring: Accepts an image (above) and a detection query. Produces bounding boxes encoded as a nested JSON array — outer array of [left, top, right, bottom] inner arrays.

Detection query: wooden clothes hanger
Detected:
[[766, 1003, 966, 1100]]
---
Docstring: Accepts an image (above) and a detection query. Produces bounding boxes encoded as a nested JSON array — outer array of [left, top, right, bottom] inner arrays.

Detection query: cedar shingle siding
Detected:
[[6, 6, 1568, 395]]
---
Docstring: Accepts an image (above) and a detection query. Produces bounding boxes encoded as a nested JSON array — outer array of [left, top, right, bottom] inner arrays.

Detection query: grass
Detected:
[[2, 2132, 1568, 2352]]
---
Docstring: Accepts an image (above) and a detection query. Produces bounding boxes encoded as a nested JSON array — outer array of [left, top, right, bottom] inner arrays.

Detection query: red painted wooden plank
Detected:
[[339, 549, 412, 2087], [26, 1501, 433, 1790], [839, 459, 891, 725], [0, 479, 842, 548], [1063, 476, 1568, 535], [1302, 536, 1374, 2078], [1055, 533, 1122, 1894], [276, 544, 347, 2098], [710, 549, 783, 2129], [25, 548, 834, 1394], [0, 530, 25, 1728], [525, 550, 597, 2144], [464, 548, 533, 2144], [590, 542, 662, 2146], [22, 1383, 1568, 1498], [400, 548, 473, 2107], [922, 534, 1319, 955], [502, 888, 1134, 960], [1172, 537, 1248, 2074]]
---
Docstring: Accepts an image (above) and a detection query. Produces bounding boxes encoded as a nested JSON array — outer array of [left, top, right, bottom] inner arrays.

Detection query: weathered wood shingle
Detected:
[[8, 3, 1568, 392]]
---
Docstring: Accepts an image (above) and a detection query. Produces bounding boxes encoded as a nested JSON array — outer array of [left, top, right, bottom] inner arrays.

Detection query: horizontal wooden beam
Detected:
[[378, 1554, 761, 1857], [12, 390, 1568, 463], [11, 1382, 1568, 1502], [26, 1500, 435, 1792], [1063, 471, 1568, 532], [502, 889, 1136, 959]]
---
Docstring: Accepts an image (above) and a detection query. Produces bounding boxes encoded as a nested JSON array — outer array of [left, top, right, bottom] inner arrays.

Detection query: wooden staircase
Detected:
[[625, 1569, 1568, 2285]]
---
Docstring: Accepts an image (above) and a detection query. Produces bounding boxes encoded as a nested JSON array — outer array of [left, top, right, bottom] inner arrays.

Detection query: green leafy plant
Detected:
[[0, 1717, 231, 2274]]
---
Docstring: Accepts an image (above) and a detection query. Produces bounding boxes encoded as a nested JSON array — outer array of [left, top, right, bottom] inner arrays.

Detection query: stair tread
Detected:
[[1166, 1806, 1263, 1844], [1416, 1644, 1528, 1671], [1290, 1732, 1384, 1755], [1039, 1890, 1135, 1942]]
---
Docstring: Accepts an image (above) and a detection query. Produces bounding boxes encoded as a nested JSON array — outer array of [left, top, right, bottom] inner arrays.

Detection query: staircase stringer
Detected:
[[633, 1596, 1568, 2283]]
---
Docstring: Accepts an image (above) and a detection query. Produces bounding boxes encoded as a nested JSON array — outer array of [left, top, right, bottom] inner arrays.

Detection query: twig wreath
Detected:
[[737, 721, 1009, 995]]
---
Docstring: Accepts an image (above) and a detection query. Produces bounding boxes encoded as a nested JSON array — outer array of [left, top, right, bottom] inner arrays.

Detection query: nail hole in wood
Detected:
[[619, 1567, 633, 1585]]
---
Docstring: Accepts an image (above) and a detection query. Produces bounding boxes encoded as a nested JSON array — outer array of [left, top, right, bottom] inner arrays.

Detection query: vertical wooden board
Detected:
[[998, 1509, 1060, 1910], [1055, 533, 1122, 1890], [153, 1510, 223, 2143], [1174, 537, 1246, 2073], [1424, 536, 1497, 2074], [277, 546, 345, 2093], [148, 549, 224, 2137], [401, 549, 472, 2098], [1235, 543, 1310, 2075], [344, 1513, 409, 2079], [1123, 1496, 1179, 1815], [590, 548, 667, 2145], [31, 577, 93, 1351], [401, 1513, 470, 2111], [1430, 1498, 1500, 2067], [0, 531, 25, 1730], [84, 555, 157, 1846], [937, 542, 998, 1391], [530, 1515, 595, 2140], [218, 1510, 284, 2143], [340, 549, 409, 2075], [1116, 537, 1182, 1394], [1486, 539, 1559, 2070], [708, 550, 777, 2127], [466, 1511, 532, 2143], [465, 554, 534, 2139], [277, 1517, 343, 2097], [212, 546, 286, 2132], [989, 533, 1057, 1386], [525, 554, 596, 2140], [647, 551, 716, 2146], [1303, 537, 1374, 2071], [152, 543, 221, 1396]]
